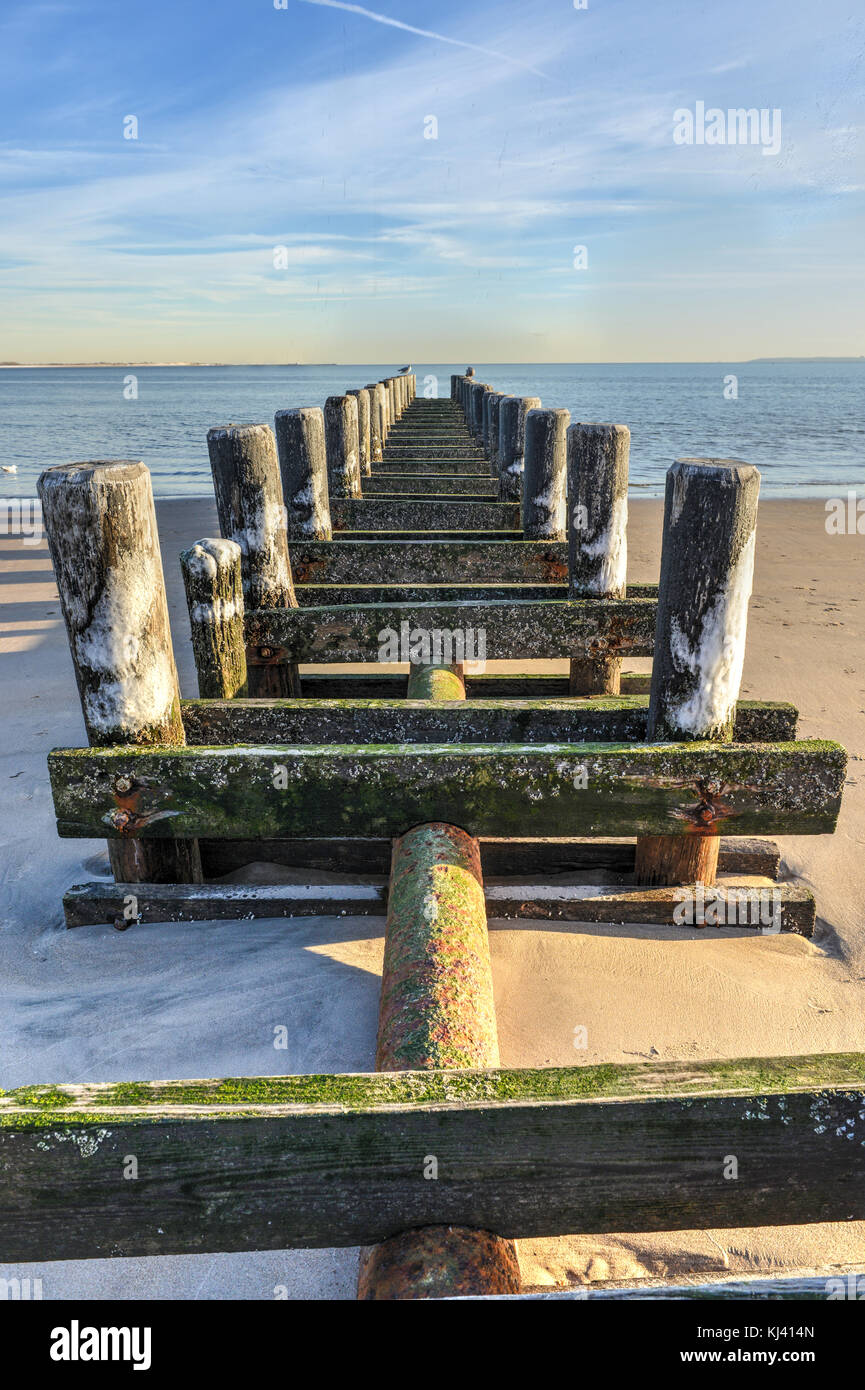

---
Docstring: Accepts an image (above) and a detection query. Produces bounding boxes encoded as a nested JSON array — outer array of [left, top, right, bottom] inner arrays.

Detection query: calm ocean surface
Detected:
[[0, 362, 861, 500]]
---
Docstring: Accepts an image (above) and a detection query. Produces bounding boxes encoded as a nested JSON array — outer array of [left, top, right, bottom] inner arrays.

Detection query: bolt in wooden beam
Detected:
[[37, 459, 202, 885]]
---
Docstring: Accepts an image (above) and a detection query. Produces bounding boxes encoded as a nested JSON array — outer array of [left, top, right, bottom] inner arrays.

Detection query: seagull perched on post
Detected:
[[398, 364, 411, 374]]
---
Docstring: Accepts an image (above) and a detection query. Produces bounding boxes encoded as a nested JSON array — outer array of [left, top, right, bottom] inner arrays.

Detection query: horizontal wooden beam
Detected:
[[296, 582, 657, 605], [297, 672, 655, 698], [289, 539, 572, 584], [181, 697, 797, 747], [332, 499, 517, 531], [2, 1054, 861, 1261], [245, 597, 656, 662], [345, 529, 522, 541], [363, 475, 497, 496], [61, 877, 815, 934], [198, 835, 782, 879], [49, 740, 846, 840]]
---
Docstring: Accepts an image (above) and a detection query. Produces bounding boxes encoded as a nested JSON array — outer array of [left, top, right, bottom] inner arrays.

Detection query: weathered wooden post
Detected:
[[450, 374, 460, 401], [486, 392, 509, 479], [324, 395, 362, 499], [384, 378, 396, 427], [498, 395, 541, 502], [365, 383, 385, 459], [522, 408, 569, 540], [207, 423, 301, 697], [347, 389, 372, 478], [180, 538, 247, 699], [274, 407, 332, 541], [567, 423, 629, 695], [470, 383, 492, 443], [358, 659, 520, 1300], [37, 460, 202, 885], [634, 458, 760, 888]]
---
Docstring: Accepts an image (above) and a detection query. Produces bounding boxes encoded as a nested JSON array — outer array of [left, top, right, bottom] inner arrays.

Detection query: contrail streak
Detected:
[[296, 0, 549, 79]]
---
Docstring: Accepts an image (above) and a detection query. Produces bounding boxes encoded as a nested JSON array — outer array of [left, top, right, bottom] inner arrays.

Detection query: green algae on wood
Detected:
[[289, 539, 573, 584], [244, 596, 656, 662], [331, 498, 518, 531], [48, 739, 847, 841], [2, 1055, 862, 1261], [180, 696, 798, 747]]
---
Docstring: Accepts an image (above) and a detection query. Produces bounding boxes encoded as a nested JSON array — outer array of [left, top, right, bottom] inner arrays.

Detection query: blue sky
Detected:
[[0, 0, 862, 362]]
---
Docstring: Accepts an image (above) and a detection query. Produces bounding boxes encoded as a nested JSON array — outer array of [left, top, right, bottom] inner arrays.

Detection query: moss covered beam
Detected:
[[1, 1053, 862, 1261], [49, 739, 846, 841], [331, 499, 519, 531], [180, 696, 798, 747], [289, 539, 574, 584], [244, 597, 656, 662]]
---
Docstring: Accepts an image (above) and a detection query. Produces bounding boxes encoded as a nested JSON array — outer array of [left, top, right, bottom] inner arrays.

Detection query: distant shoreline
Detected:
[[1, 358, 862, 369]]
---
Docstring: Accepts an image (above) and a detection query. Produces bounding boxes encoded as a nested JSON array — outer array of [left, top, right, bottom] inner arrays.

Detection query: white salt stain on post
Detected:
[[667, 525, 756, 736], [580, 491, 629, 595], [75, 558, 178, 738]]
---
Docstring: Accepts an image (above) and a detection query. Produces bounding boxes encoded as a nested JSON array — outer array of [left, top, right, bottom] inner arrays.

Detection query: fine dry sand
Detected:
[[1, 496, 863, 1297]]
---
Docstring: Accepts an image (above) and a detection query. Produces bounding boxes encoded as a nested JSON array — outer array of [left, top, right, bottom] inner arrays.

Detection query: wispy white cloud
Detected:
[[296, 0, 552, 79]]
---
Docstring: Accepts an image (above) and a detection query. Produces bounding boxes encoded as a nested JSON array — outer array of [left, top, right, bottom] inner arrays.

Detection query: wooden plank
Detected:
[[297, 672, 654, 697], [289, 539, 572, 583], [363, 477, 497, 496], [197, 836, 782, 879], [245, 597, 656, 662], [296, 582, 657, 604], [331, 499, 519, 530], [49, 740, 846, 840], [61, 877, 815, 933], [181, 697, 798, 747], [374, 460, 492, 475], [2, 1054, 862, 1261], [345, 530, 522, 541]]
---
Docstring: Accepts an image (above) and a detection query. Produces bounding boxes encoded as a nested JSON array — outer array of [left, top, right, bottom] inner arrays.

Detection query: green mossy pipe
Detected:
[[360, 662, 520, 1300], [405, 663, 466, 701]]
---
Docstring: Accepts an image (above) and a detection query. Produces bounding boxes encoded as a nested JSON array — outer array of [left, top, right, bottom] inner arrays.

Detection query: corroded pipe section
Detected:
[[359, 662, 520, 1298], [406, 664, 466, 700], [358, 1226, 520, 1301], [375, 822, 498, 1071]]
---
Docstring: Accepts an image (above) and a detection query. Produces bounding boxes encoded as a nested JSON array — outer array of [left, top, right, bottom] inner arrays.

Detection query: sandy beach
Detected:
[[1, 495, 863, 1297]]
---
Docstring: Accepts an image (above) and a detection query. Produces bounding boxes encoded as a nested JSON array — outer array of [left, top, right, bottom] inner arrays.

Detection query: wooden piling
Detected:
[[634, 457, 761, 888], [274, 407, 332, 541], [366, 383, 385, 460], [180, 538, 247, 699], [470, 382, 493, 443], [347, 389, 372, 477], [207, 423, 300, 697], [522, 408, 569, 540], [498, 395, 541, 502], [567, 423, 630, 695], [324, 396, 362, 500], [486, 392, 510, 480], [37, 460, 202, 885]]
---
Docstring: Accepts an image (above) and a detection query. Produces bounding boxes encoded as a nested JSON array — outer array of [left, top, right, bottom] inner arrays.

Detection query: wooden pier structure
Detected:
[[1, 366, 858, 1300]]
